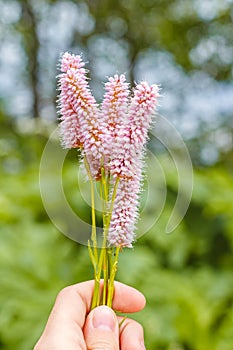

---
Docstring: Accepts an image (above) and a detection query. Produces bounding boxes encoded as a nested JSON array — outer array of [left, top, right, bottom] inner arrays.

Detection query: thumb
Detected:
[[84, 306, 119, 350]]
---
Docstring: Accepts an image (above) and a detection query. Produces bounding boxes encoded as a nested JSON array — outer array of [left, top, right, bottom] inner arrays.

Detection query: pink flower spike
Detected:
[[57, 52, 105, 178], [57, 52, 86, 148], [101, 74, 129, 166], [107, 81, 160, 247]]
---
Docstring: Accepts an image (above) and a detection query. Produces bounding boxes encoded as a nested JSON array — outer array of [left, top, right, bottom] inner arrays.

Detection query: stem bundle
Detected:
[[85, 159, 120, 309]]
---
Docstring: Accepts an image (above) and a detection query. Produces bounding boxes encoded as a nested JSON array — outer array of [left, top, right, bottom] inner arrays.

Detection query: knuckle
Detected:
[[56, 285, 74, 299], [87, 341, 114, 350], [87, 334, 118, 350]]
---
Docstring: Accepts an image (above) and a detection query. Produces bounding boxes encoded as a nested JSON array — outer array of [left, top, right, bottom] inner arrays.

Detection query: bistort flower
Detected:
[[107, 82, 160, 247], [57, 52, 105, 178]]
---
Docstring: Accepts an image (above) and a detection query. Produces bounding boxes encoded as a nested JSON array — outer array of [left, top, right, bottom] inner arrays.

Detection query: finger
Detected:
[[112, 281, 146, 313], [119, 317, 146, 350], [72, 280, 146, 315], [48, 280, 145, 327], [84, 306, 119, 350]]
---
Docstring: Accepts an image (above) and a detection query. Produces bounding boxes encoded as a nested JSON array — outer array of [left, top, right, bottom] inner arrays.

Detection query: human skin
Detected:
[[34, 280, 146, 350]]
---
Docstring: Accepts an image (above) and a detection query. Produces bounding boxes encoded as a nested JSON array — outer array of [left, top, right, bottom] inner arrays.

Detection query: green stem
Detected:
[[107, 247, 120, 307], [101, 166, 109, 203], [102, 248, 108, 305], [99, 168, 109, 306], [107, 247, 113, 278], [84, 157, 98, 262], [84, 157, 100, 310], [91, 274, 100, 310]]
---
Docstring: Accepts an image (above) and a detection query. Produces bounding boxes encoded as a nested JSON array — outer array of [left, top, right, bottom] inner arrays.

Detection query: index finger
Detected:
[[50, 280, 146, 329], [75, 280, 146, 314]]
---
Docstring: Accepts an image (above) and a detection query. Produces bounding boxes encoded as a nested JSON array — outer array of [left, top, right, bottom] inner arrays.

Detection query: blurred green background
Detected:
[[0, 0, 233, 349]]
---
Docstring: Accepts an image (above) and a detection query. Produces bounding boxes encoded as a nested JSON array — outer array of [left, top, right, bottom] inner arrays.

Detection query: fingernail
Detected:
[[91, 306, 116, 332]]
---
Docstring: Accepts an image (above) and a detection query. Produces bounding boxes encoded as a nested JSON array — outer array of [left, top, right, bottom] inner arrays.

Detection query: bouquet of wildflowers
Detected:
[[57, 52, 159, 309]]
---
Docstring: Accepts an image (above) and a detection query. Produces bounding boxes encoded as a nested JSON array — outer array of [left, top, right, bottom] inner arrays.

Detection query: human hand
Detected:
[[34, 280, 146, 350]]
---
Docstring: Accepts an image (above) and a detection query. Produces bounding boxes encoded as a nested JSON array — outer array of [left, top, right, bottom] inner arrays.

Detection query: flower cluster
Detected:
[[57, 52, 160, 247]]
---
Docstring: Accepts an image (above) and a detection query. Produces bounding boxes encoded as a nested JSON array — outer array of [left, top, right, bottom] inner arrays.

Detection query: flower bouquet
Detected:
[[57, 52, 159, 309]]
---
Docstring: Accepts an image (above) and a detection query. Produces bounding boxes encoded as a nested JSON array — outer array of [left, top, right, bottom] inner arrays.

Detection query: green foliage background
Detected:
[[0, 115, 232, 350], [0, 0, 233, 349]]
